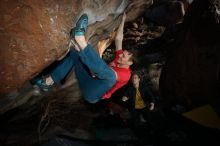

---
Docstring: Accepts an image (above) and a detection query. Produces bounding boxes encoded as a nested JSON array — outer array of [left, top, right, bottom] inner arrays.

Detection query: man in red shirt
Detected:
[[33, 13, 135, 103], [103, 49, 132, 99]]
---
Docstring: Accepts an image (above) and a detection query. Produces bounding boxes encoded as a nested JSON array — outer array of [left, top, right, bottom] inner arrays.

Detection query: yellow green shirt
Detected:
[[135, 87, 146, 109]]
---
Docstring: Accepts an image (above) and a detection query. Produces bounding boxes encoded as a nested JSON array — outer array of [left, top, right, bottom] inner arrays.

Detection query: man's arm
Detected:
[[115, 12, 126, 51], [122, 85, 132, 102]]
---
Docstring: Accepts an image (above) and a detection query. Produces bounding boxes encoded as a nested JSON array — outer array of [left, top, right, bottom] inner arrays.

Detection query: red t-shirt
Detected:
[[103, 49, 131, 99]]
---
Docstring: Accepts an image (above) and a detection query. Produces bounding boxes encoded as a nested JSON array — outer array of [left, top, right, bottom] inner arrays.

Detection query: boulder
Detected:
[[0, 0, 153, 94]]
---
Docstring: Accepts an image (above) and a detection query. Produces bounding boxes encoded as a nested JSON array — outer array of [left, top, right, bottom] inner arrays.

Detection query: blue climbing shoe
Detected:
[[74, 13, 88, 36], [33, 77, 52, 92]]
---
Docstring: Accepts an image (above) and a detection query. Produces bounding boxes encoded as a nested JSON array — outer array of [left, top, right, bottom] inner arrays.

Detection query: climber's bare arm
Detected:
[[115, 12, 126, 51]]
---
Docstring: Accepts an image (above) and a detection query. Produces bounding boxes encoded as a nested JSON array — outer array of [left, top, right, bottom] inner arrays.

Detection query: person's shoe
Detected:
[[74, 13, 88, 36], [33, 77, 52, 92]]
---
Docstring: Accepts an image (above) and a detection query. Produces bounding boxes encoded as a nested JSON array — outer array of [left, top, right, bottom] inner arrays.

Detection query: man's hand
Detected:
[[122, 96, 129, 102], [149, 102, 155, 111]]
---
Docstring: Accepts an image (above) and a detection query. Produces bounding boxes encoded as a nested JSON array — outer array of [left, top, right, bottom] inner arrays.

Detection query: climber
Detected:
[[33, 12, 136, 103]]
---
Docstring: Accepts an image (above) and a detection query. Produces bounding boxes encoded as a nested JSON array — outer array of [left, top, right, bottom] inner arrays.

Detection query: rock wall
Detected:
[[0, 0, 153, 94]]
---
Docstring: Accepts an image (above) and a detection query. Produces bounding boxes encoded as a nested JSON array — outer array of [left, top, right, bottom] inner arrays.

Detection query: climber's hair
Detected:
[[126, 49, 138, 64]]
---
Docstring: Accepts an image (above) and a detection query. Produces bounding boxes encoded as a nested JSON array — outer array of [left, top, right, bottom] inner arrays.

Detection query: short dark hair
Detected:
[[132, 70, 141, 79], [126, 49, 138, 64]]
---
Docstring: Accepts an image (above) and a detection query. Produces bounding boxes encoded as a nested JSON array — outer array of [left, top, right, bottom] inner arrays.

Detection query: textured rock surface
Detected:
[[0, 0, 152, 94], [160, 0, 220, 106]]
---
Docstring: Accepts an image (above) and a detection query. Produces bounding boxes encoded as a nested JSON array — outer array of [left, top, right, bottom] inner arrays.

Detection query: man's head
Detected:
[[131, 71, 141, 87], [117, 50, 135, 67]]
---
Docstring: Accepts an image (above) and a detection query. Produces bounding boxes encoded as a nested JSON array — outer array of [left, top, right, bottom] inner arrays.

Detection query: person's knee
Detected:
[[109, 78, 116, 87], [107, 73, 117, 86]]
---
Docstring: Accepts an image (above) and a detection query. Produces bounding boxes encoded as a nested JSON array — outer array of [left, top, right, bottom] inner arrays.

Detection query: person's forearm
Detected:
[[116, 16, 125, 40], [115, 13, 126, 51]]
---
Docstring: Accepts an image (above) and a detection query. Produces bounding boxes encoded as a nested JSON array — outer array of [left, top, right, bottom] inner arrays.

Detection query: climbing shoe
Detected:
[[74, 13, 88, 36], [32, 77, 52, 92]]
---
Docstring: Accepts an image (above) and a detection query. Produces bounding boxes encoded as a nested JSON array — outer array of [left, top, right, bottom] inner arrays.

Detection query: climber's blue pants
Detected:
[[50, 44, 116, 103]]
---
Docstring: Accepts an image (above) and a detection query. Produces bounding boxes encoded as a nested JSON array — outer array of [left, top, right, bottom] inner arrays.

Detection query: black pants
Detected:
[[130, 107, 152, 127]]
